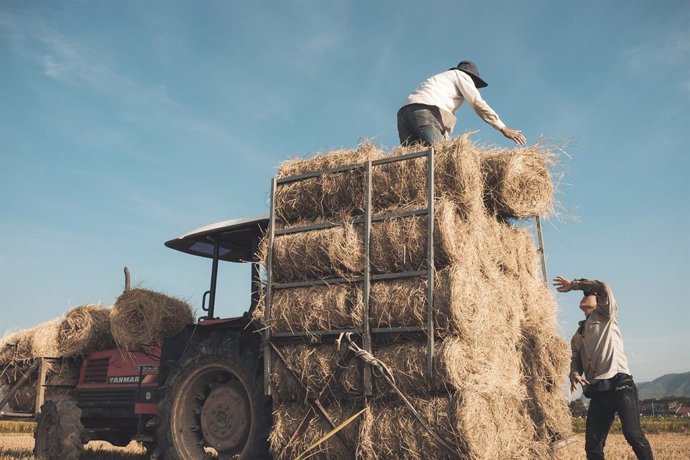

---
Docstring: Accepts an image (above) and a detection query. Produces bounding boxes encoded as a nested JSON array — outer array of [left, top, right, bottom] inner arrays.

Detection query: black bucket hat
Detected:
[[450, 61, 488, 88]]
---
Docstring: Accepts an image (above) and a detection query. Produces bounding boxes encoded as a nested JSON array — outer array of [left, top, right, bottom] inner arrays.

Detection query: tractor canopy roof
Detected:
[[165, 214, 268, 262]]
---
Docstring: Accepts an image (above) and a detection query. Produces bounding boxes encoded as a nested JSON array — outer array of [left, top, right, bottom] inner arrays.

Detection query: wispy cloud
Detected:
[[0, 7, 273, 169], [623, 29, 690, 94]]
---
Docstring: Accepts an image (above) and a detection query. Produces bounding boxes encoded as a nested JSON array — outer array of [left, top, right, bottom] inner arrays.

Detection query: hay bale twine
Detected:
[[481, 146, 554, 219], [111, 288, 193, 350], [58, 304, 114, 357]]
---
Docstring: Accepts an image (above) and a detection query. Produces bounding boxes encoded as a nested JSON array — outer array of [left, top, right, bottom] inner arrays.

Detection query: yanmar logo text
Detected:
[[108, 375, 141, 384]]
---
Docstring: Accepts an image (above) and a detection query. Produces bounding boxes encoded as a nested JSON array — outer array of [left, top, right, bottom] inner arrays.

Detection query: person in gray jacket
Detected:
[[554, 276, 653, 460], [397, 60, 526, 146]]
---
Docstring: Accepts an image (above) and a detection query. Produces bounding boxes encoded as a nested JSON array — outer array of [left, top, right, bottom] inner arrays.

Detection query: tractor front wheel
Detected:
[[33, 394, 84, 459]]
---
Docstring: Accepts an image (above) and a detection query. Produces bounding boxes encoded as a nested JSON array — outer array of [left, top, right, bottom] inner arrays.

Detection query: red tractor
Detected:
[[28, 215, 272, 459]]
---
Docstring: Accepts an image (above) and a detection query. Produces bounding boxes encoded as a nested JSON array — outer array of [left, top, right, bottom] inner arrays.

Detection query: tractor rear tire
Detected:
[[155, 332, 271, 459], [33, 394, 84, 460]]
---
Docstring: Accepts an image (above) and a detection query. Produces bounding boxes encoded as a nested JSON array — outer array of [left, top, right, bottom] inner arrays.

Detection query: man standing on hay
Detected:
[[397, 60, 526, 146], [554, 276, 653, 460]]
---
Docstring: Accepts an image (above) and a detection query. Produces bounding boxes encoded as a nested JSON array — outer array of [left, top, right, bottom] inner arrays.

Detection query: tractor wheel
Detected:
[[156, 332, 271, 459], [33, 394, 84, 460]]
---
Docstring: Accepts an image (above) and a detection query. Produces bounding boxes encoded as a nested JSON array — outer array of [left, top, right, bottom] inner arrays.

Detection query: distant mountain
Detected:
[[637, 372, 690, 400]]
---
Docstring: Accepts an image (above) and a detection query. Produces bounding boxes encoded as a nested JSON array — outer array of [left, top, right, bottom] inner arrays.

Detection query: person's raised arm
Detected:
[[456, 72, 526, 145], [554, 276, 615, 317]]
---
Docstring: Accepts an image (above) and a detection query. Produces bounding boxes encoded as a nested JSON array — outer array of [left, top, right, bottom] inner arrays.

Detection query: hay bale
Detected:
[[260, 283, 364, 334], [0, 331, 24, 364], [358, 396, 463, 460], [270, 223, 364, 283], [31, 320, 60, 358], [268, 198, 474, 284], [270, 402, 359, 460], [516, 265, 572, 442], [0, 329, 36, 363], [359, 390, 539, 460], [46, 359, 81, 387], [58, 304, 114, 357], [111, 288, 193, 350], [481, 146, 554, 219], [275, 142, 380, 227]]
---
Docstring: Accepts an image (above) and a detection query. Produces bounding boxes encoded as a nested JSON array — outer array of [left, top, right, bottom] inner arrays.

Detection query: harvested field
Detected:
[[554, 433, 690, 459], [0, 434, 147, 459], [2, 432, 688, 460]]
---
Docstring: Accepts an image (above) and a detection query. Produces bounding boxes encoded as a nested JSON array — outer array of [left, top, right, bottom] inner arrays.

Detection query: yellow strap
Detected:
[[295, 407, 367, 460]]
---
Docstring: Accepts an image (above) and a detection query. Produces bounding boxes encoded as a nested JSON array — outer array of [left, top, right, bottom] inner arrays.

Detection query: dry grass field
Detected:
[[1, 432, 689, 459], [2, 418, 688, 459], [555, 433, 690, 459], [0, 434, 147, 459]]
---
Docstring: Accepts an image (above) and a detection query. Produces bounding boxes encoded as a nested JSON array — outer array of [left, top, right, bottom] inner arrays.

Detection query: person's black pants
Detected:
[[585, 384, 653, 459]]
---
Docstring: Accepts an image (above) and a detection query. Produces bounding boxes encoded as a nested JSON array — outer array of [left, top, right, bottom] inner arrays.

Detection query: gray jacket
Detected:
[[570, 279, 631, 384]]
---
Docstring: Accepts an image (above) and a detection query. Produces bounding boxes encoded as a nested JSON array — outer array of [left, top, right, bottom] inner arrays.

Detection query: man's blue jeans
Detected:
[[397, 103, 447, 146]]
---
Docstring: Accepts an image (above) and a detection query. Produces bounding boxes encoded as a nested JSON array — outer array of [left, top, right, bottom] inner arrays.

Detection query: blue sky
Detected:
[[1, 1, 688, 383]]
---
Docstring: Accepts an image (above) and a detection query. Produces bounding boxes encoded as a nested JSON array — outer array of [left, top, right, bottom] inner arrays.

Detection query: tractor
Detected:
[[29, 215, 272, 459]]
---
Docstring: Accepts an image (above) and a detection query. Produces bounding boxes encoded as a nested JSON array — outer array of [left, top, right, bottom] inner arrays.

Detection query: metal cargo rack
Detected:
[[260, 147, 550, 457], [0, 357, 66, 421], [263, 148, 436, 395], [261, 148, 439, 457]]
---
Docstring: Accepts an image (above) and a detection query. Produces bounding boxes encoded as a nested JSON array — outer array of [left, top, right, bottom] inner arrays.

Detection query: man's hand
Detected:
[[501, 127, 526, 145], [570, 372, 589, 393], [553, 276, 573, 293]]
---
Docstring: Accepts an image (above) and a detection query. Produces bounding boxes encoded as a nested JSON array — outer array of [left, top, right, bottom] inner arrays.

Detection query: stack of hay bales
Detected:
[[0, 288, 194, 412], [255, 135, 571, 459], [0, 305, 114, 412]]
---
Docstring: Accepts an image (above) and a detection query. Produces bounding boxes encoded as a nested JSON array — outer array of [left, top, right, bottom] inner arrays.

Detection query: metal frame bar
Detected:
[[276, 208, 429, 236], [207, 243, 220, 319], [264, 176, 278, 395], [362, 159, 373, 397], [426, 148, 435, 377], [272, 270, 427, 290], [270, 326, 426, 339], [275, 149, 432, 186], [535, 216, 548, 286]]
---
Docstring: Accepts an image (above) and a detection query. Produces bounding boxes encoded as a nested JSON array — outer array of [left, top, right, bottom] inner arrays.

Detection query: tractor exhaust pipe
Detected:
[[124, 266, 131, 291]]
